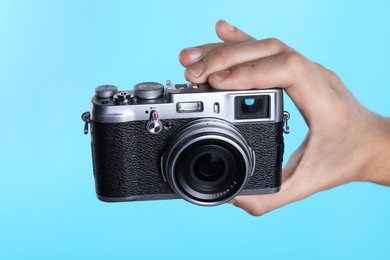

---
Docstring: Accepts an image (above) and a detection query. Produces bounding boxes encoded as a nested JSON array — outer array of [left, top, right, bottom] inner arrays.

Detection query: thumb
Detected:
[[230, 174, 309, 216]]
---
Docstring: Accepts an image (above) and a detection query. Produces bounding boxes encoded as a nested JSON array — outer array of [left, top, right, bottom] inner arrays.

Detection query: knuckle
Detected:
[[263, 38, 287, 55], [184, 70, 199, 83], [314, 62, 340, 82], [212, 47, 231, 62], [282, 50, 307, 75], [208, 72, 235, 89], [324, 67, 342, 85], [265, 37, 284, 48]]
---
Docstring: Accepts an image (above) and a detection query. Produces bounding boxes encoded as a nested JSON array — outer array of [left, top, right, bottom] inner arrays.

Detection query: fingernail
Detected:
[[184, 47, 203, 61], [213, 70, 231, 81], [187, 61, 204, 77], [224, 20, 236, 31]]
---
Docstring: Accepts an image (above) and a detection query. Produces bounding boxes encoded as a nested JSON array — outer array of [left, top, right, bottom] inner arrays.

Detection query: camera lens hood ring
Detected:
[[162, 118, 255, 206]]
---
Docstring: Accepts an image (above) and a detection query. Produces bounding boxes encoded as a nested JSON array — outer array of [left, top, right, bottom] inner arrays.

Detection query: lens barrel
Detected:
[[162, 119, 255, 206]]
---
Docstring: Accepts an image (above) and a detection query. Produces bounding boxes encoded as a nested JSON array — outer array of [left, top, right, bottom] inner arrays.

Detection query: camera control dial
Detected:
[[134, 82, 164, 99], [95, 85, 118, 98], [146, 110, 163, 134]]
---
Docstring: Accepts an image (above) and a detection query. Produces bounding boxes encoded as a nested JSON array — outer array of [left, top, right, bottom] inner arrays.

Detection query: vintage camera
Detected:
[[82, 81, 290, 206]]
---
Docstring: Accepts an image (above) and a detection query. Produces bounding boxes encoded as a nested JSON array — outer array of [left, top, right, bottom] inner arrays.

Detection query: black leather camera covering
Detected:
[[90, 119, 283, 200]]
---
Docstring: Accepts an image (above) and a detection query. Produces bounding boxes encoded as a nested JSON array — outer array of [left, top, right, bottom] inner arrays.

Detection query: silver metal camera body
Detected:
[[82, 81, 289, 206]]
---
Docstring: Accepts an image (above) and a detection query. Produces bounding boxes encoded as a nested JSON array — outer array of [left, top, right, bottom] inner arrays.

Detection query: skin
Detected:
[[179, 20, 390, 216]]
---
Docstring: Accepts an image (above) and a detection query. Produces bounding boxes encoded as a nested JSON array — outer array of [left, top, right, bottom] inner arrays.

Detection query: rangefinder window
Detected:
[[176, 101, 204, 113], [234, 95, 270, 119]]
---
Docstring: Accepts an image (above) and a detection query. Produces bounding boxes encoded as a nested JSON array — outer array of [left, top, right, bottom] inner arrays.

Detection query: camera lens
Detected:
[[162, 119, 255, 206], [176, 141, 245, 197], [193, 152, 226, 183]]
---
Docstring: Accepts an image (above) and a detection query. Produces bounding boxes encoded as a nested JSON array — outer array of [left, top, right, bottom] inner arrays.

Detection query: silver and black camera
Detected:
[[82, 81, 290, 206]]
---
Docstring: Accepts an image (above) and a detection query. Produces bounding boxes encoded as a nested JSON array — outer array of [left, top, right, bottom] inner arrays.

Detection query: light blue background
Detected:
[[0, 1, 389, 259]]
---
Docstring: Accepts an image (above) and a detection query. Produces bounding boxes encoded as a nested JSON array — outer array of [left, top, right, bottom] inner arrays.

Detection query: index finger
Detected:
[[179, 20, 255, 67]]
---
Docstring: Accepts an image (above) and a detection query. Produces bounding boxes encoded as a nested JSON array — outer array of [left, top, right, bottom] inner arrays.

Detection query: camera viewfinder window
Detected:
[[234, 95, 270, 119]]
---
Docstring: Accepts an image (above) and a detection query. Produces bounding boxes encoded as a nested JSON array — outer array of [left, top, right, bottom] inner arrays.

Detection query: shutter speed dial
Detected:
[[146, 111, 163, 134], [134, 82, 164, 100]]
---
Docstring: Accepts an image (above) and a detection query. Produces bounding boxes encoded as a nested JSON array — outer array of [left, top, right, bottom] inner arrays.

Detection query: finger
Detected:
[[215, 20, 256, 43], [184, 38, 289, 83], [208, 50, 335, 124], [180, 41, 253, 67], [179, 20, 255, 67], [208, 50, 304, 89], [230, 163, 319, 216], [179, 42, 232, 67], [231, 130, 310, 216], [282, 133, 309, 182]]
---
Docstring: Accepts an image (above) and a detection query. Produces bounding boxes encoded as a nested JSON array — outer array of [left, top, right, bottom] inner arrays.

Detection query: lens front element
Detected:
[[162, 119, 255, 206], [176, 142, 246, 201], [193, 151, 226, 183]]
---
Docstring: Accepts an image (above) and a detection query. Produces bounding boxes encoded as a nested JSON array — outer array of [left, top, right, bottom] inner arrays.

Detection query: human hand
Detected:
[[179, 20, 390, 216]]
